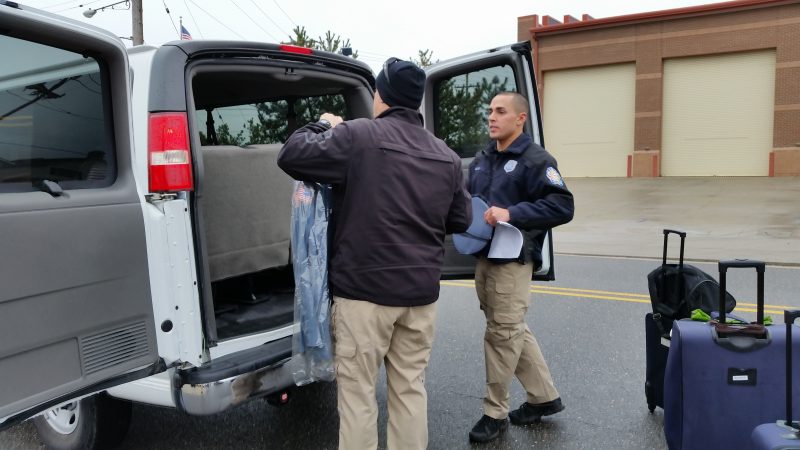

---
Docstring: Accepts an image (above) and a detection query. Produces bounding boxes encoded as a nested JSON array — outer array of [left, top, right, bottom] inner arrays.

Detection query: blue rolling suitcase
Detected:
[[664, 260, 800, 450], [751, 310, 800, 449]]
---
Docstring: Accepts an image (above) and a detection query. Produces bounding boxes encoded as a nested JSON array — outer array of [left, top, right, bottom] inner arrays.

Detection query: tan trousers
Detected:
[[475, 257, 559, 419], [332, 296, 436, 450]]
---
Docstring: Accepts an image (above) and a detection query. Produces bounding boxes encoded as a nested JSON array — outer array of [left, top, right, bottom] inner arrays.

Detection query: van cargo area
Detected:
[[188, 64, 373, 344]]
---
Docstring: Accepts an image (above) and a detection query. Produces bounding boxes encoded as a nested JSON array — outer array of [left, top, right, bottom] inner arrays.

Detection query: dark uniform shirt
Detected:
[[468, 132, 574, 266]]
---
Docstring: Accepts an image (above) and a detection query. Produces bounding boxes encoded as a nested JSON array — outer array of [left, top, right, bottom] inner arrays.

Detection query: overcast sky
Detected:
[[34, 0, 714, 73]]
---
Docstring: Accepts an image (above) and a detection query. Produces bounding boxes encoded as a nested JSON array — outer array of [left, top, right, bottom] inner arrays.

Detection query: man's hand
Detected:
[[484, 206, 510, 226], [320, 113, 344, 128]]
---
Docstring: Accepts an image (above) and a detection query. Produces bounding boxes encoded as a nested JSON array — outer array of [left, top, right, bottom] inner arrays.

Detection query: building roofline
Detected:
[[529, 0, 795, 35]]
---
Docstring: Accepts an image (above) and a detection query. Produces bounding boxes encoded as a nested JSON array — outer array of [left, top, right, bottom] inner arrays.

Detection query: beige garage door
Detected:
[[662, 51, 776, 176], [543, 64, 635, 177]]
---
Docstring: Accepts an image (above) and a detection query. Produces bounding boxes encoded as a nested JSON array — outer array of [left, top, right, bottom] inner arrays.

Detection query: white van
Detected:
[[0, 2, 553, 448]]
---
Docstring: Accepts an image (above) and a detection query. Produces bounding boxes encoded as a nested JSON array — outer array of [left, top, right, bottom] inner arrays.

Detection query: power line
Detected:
[[162, 0, 179, 36], [247, 0, 291, 39], [40, 0, 83, 10], [271, 0, 297, 28], [229, 0, 279, 42], [182, 0, 204, 38], [53, 0, 105, 13], [187, 0, 246, 40], [359, 49, 394, 59]]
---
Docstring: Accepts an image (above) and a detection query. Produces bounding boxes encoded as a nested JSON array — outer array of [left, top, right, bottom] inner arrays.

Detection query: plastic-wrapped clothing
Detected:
[[290, 181, 334, 384]]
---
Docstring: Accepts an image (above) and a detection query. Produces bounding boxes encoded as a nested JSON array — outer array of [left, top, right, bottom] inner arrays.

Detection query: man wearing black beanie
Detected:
[[278, 57, 471, 450]]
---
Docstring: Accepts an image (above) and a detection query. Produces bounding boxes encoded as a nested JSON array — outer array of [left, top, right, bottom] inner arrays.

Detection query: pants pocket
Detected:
[[335, 343, 358, 381]]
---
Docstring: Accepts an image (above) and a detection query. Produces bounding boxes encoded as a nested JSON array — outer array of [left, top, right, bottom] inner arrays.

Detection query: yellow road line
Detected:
[[440, 281, 787, 315], [443, 281, 650, 298]]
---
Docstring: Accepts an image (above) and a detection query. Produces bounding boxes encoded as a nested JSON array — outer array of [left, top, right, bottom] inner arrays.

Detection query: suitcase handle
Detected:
[[785, 310, 800, 429], [719, 259, 766, 273], [662, 229, 686, 267], [718, 259, 765, 325]]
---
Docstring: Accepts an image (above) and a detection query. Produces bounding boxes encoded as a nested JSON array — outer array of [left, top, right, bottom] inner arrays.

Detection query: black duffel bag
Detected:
[[647, 263, 736, 337]]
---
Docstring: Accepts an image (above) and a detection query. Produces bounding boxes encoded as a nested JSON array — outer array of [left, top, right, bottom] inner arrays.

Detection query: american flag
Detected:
[[293, 183, 313, 206], [180, 25, 192, 41]]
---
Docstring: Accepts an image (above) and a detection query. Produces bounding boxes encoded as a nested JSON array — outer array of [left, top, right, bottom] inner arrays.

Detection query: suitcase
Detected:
[[645, 230, 685, 412], [751, 310, 800, 449], [645, 229, 735, 412], [664, 260, 800, 450], [645, 312, 671, 412]]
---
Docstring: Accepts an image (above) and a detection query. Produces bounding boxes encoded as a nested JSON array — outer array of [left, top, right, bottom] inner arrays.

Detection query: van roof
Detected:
[[154, 40, 375, 84]]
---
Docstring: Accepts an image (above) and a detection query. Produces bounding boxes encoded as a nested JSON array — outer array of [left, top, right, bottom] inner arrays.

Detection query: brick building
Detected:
[[518, 0, 800, 177]]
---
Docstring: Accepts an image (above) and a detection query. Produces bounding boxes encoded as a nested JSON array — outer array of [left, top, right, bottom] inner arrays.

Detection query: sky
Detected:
[[32, 0, 717, 74]]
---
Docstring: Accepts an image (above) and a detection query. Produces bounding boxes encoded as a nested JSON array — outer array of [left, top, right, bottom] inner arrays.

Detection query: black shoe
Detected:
[[509, 397, 565, 425], [469, 414, 509, 443]]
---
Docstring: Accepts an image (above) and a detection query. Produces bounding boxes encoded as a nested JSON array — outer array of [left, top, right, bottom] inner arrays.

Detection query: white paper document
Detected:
[[487, 221, 523, 259]]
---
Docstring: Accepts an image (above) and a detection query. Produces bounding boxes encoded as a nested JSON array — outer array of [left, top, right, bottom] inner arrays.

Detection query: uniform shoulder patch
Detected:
[[545, 166, 564, 187]]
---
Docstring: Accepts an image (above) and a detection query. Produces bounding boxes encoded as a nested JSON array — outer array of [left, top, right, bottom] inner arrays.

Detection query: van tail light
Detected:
[[148, 112, 193, 193]]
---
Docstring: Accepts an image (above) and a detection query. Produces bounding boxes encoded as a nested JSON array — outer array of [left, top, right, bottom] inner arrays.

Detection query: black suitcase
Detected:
[[645, 312, 671, 412], [644, 229, 684, 412], [645, 229, 737, 412]]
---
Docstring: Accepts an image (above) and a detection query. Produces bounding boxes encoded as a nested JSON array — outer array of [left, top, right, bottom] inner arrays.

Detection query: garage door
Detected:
[[662, 51, 776, 176], [543, 63, 635, 177]]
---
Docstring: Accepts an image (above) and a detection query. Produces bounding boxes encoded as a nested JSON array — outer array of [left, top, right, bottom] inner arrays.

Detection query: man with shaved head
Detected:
[[467, 92, 575, 443]]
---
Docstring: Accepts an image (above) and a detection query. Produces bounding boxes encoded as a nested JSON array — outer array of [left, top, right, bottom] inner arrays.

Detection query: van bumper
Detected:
[[174, 336, 295, 415]]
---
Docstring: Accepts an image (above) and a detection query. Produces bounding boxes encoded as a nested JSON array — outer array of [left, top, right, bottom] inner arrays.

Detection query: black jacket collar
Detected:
[[376, 106, 424, 126]]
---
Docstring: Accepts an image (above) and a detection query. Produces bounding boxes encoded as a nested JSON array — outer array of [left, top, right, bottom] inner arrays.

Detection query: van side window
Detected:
[[0, 34, 116, 192], [433, 64, 516, 158], [197, 95, 348, 146]]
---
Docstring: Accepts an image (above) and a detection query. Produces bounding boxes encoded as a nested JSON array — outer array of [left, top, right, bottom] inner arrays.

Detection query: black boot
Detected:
[[509, 397, 565, 425], [468, 414, 508, 443]]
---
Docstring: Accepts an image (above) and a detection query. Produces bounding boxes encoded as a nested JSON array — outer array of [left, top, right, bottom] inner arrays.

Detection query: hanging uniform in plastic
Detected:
[[290, 181, 334, 384]]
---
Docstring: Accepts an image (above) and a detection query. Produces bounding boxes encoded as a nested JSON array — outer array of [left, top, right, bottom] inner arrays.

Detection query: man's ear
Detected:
[[517, 112, 528, 125]]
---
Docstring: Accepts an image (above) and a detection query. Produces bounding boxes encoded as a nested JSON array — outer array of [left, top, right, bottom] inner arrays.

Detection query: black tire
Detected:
[[33, 393, 132, 450]]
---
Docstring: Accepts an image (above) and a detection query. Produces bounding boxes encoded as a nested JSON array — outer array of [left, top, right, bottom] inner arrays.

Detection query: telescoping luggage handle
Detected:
[[718, 259, 765, 325], [662, 229, 686, 268], [784, 310, 800, 431]]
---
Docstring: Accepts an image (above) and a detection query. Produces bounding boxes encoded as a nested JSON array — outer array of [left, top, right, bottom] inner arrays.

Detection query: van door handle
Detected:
[[36, 179, 64, 197]]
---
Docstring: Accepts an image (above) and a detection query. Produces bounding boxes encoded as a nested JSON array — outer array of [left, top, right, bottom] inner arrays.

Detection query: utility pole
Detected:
[[132, 0, 143, 45]]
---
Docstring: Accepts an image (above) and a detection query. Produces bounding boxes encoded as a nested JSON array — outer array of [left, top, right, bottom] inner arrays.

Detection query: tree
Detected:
[[285, 27, 358, 59], [434, 72, 510, 157], [287, 26, 316, 48], [411, 49, 436, 68]]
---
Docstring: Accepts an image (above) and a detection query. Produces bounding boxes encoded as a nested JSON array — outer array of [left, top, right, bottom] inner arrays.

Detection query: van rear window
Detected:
[[0, 34, 116, 192], [197, 95, 348, 146]]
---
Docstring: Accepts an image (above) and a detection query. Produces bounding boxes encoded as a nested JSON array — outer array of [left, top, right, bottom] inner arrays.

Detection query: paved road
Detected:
[[4, 255, 799, 449]]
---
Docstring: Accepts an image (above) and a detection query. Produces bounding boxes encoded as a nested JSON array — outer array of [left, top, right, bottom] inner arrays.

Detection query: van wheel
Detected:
[[33, 394, 132, 450]]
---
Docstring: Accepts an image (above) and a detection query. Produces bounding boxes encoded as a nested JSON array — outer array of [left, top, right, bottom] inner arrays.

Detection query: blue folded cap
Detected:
[[453, 197, 493, 255]]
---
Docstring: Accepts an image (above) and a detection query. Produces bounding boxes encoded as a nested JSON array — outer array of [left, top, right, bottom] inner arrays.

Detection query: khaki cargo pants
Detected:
[[332, 296, 436, 450], [475, 257, 559, 419]]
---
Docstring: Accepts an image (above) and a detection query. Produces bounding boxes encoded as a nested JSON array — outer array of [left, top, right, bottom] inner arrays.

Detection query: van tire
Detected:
[[33, 394, 132, 450]]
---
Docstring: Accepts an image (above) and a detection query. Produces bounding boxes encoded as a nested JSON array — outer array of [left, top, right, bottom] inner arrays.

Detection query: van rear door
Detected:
[[423, 42, 556, 281], [0, 2, 161, 428]]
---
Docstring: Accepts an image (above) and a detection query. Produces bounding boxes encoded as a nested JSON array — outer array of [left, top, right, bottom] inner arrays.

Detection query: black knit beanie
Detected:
[[375, 58, 426, 110]]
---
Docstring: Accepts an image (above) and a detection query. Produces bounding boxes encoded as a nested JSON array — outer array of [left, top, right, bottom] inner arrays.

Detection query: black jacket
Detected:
[[468, 133, 574, 267], [278, 107, 471, 306]]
